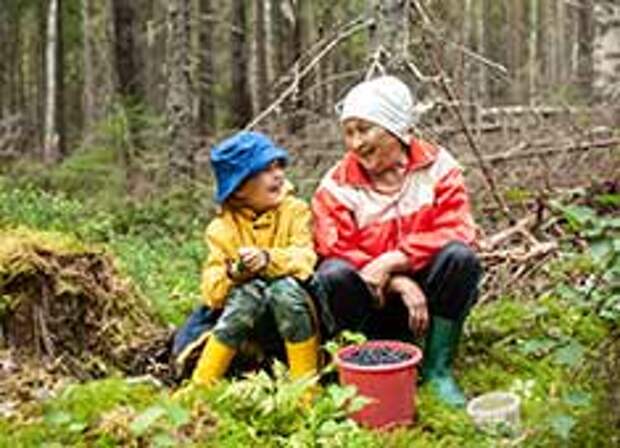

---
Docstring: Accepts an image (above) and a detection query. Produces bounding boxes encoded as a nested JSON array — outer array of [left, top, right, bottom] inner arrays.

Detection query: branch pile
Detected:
[[477, 179, 619, 303]]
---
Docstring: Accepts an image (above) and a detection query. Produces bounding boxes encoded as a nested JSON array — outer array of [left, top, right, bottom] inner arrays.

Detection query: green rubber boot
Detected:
[[421, 315, 467, 407]]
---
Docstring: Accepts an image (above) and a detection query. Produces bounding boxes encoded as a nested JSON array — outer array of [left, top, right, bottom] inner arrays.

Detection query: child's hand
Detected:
[[238, 247, 270, 274]]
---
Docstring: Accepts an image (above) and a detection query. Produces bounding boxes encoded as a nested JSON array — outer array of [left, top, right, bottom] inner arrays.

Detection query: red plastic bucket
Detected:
[[335, 340, 423, 429]]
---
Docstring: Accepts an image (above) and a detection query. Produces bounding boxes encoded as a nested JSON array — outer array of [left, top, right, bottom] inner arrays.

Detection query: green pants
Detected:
[[213, 277, 316, 349]]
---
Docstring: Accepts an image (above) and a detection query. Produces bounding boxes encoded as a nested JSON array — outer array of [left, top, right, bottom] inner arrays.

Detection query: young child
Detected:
[[191, 131, 319, 386]]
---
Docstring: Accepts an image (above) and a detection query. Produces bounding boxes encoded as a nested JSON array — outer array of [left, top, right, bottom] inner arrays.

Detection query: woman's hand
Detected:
[[360, 251, 410, 305], [388, 275, 429, 337]]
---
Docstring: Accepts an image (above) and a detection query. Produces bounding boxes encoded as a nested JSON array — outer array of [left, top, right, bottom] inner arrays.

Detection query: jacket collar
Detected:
[[334, 138, 439, 187]]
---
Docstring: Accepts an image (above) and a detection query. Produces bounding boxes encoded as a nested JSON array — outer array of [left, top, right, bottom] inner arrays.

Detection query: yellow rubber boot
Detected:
[[286, 334, 319, 380], [192, 337, 236, 386], [286, 335, 319, 405]]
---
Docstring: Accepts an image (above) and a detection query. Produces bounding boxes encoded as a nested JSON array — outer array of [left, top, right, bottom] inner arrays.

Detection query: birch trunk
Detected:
[[43, 0, 61, 164]]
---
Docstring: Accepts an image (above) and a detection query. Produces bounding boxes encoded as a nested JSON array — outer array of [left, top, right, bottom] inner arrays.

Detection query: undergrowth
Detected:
[[0, 160, 618, 445]]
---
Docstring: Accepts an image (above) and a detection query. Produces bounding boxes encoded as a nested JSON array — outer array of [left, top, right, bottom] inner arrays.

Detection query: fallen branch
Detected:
[[480, 241, 558, 264], [480, 215, 537, 250], [464, 138, 620, 165]]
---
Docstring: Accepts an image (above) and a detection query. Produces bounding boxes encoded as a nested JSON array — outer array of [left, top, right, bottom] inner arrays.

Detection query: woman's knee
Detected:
[[440, 242, 481, 275], [317, 258, 358, 281], [425, 242, 482, 319]]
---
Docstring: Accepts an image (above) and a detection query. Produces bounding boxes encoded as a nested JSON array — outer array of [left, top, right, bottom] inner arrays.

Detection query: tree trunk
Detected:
[[368, 0, 410, 73], [576, 0, 594, 97], [143, 0, 167, 113], [271, 0, 287, 83], [593, 2, 620, 99], [528, 0, 539, 103], [556, 0, 567, 83], [0, 9, 9, 120], [166, 0, 194, 179], [83, 0, 96, 128], [254, 0, 269, 113], [462, 0, 473, 108], [43, 0, 62, 164], [543, 1, 557, 86], [476, 0, 489, 106], [508, 0, 524, 102], [230, 0, 252, 128], [198, 0, 216, 134], [112, 1, 142, 101]]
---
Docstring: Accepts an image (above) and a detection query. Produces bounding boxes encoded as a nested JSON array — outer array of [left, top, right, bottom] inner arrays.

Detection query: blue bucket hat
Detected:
[[210, 131, 289, 203]]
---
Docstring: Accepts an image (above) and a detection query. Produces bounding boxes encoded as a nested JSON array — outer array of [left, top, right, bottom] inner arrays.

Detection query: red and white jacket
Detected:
[[312, 139, 477, 272]]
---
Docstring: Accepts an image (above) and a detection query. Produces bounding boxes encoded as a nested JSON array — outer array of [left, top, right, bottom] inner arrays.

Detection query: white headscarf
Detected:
[[338, 76, 415, 144]]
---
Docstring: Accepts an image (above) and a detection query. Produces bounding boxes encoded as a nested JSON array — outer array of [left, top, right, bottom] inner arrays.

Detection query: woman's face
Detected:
[[342, 118, 407, 177]]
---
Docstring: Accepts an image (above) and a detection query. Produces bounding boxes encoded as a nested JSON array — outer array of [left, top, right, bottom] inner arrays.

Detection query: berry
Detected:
[[342, 346, 412, 366]]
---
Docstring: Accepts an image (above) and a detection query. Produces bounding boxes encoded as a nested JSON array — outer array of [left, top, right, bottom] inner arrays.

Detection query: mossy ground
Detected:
[[0, 171, 617, 447]]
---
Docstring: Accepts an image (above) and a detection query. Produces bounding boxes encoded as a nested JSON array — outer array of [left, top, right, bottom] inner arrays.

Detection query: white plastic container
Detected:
[[467, 391, 521, 433]]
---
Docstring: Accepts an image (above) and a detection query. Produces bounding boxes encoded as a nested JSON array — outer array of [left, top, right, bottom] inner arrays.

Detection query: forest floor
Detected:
[[0, 110, 619, 447]]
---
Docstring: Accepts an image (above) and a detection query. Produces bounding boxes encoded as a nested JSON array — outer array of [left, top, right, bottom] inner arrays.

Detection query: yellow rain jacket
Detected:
[[201, 183, 317, 309]]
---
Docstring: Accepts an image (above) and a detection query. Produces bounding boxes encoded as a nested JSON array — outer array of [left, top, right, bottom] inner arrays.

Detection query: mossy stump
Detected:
[[0, 227, 172, 387]]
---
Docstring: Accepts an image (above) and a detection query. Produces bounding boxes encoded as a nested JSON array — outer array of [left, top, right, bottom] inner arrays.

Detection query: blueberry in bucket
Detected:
[[342, 346, 412, 366]]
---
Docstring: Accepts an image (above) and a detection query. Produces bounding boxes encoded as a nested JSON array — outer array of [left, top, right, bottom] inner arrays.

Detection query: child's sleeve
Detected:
[[201, 219, 236, 309], [263, 198, 317, 281]]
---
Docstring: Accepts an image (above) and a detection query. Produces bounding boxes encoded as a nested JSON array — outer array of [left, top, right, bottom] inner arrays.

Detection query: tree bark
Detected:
[[576, 0, 594, 97], [476, 0, 488, 105], [43, 0, 62, 164], [112, 0, 142, 101], [83, 0, 96, 128], [593, 2, 620, 99], [230, 0, 252, 128], [528, 0, 539, 103], [254, 0, 269, 113], [368, 0, 410, 72], [198, 0, 216, 134], [508, 0, 524, 102], [166, 0, 194, 179]]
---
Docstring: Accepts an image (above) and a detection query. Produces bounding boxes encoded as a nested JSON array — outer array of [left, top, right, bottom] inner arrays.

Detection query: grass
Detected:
[[0, 171, 618, 446]]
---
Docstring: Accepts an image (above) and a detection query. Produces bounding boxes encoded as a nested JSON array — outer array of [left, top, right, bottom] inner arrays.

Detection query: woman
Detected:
[[312, 76, 482, 407]]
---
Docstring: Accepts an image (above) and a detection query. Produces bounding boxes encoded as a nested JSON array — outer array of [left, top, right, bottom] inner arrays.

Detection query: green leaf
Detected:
[[518, 337, 558, 356], [328, 384, 357, 408], [44, 410, 72, 426], [555, 204, 597, 231], [590, 239, 614, 263], [165, 403, 190, 427], [595, 193, 620, 207], [555, 284, 580, 302], [130, 405, 166, 436], [153, 432, 176, 448], [552, 342, 584, 367], [563, 390, 591, 407], [68, 422, 87, 433], [550, 414, 576, 440]]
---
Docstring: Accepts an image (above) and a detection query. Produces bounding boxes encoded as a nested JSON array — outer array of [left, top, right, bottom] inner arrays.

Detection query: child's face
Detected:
[[232, 161, 286, 212]]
